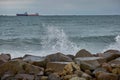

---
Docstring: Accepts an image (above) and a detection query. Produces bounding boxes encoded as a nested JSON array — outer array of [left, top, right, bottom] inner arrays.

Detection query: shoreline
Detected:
[[0, 49, 120, 80]]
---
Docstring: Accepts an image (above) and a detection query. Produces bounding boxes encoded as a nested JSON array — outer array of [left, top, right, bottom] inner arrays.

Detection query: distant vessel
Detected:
[[16, 12, 39, 16]]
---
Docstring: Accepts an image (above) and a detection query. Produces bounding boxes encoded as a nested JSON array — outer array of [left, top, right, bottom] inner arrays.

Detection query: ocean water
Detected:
[[0, 15, 120, 57]]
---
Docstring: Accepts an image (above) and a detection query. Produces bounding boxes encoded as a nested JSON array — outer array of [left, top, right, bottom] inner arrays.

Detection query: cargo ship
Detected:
[[16, 12, 39, 16]]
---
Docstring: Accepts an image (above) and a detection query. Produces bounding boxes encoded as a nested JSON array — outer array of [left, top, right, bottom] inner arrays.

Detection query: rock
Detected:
[[103, 50, 120, 62], [102, 63, 112, 72], [93, 68, 107, 75], [46, 62, 80, 76], [67, 54, 75, 60], [0, 53, 11, 61], [70, 77, 86, 80], [112, 68, 120, 74], [0, 60, 25, 76], [108, 57, 120, 68], [1, 71, 14, 80], [48, 73, 61, 80], [45, 52, 73, 62], [0, 60, 44, 77], [75, 49, 93, 58], [81, 73, 92, 80], [23, 54, 45, 62], [32, 60, 47, 68], [75, 57, 101, 70], [23, 63, 44, 75], [96, 72, 118, 80], [15, 74, 34, 80], [40, 76, 48, 80], [0, 54, 11, 65]]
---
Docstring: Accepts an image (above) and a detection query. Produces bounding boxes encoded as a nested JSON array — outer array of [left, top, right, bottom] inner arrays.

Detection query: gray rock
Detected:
[[75, 57, 101, 70], [45, 52, 73, 62], [75, 49, 93, 58]]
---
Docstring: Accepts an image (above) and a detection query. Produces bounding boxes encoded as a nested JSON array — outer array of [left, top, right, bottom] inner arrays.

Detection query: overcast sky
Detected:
[[0, 0, 120, 15]]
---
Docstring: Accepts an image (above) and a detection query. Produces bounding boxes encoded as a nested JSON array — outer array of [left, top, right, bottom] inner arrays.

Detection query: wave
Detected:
[[103, 35, 120, 52], [70, 35, 116, 44]]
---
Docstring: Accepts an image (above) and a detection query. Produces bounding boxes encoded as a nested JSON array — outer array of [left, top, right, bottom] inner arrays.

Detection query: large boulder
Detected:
[[0, 54, 11, 65], [75, 49, 93, 58], [46, 62, 80, 76], [0, 60, 44, 77], [96, 72, 118, 80], [108, 57, 120, 74], [45, 52, 73, 62], [103, 50, 120, 62], [75, 57, 101, 70]]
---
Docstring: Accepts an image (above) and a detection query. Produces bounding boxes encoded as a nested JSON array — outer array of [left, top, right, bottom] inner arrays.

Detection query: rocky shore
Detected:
[[0, 49, 120, 80]]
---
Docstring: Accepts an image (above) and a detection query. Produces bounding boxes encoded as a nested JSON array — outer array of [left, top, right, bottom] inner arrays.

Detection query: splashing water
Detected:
[[103, 35, 120, 52], [41, 26, 79, 54]]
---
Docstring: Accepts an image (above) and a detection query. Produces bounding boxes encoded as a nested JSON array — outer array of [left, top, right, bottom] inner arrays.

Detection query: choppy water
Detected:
[[0, 15, 120, 57]]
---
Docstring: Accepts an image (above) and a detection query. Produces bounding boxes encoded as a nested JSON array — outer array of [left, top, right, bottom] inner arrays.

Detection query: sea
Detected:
[[0, 15, 120, 58]]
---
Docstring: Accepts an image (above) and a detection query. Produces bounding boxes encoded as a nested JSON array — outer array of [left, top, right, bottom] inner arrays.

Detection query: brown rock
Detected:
[[0, 54, 11, 65], [93, 68, 107, 75], [112, 68, 120, 74], [75, 57, 100, 70], [46, 62, 80, 76], [48, 73, 61, 80], [0, 60, 44, 77], [108, 57, 120, 68], [102, 63, 112, 72], [45, 52, 73, 62], [41, 76, 48, 80], [75, 49, 93, 58], [70, 77, 86, 80], [96, 72, 118, 80], [81, 73, 92, 80], [15, 74, 34, 80], [103, 49, 120, 62]]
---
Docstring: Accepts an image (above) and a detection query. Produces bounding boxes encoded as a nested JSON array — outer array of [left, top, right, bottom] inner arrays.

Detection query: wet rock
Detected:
[[45, 52, 73, 62], [48, 73, 61, 80], [75, 57, 101, 70], [75, 49, 93, 58], [96, 72, 118, 80], [46, 62, 80, 76], [15, 74, 34, 80], [103, 50, 120, 62], [23, 54, 45, 62]]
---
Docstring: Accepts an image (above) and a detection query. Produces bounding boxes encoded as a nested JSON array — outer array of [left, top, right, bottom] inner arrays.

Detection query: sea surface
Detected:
[[0, 15, 120, 57]]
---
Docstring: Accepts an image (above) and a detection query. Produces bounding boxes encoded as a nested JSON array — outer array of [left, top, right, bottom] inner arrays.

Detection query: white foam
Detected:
[[41, 26, 79, 55], [103, 35, 120, 52]]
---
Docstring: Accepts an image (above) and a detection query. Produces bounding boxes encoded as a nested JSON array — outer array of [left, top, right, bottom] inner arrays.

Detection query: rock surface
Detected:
[[45, 52, 73, 62], [0, 49, 119, 80], [75, 49, 93, 58]]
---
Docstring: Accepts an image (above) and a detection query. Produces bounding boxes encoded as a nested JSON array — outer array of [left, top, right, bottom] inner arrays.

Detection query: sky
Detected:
[[0, 0, 120, 15]]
